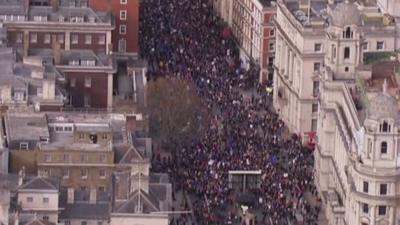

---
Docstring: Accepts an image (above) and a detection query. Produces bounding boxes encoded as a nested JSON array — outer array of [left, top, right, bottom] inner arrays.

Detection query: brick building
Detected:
[[213, 0, 276, 84], [0, 0, 146, 110], [88, 0, 139, 59]]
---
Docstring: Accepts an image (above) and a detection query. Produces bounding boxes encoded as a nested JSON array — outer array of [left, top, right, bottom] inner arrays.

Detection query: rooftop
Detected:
[[4, 112, 129, 150], [5, 113, 49, 142], [0, 1, 112, 25]]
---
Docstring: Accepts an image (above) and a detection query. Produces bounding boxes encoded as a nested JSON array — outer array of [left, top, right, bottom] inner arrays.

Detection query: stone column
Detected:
[[64, 31, 70, 50]]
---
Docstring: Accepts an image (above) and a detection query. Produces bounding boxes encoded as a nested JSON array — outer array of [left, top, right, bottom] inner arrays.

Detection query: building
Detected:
[[0, 0, 121, 109], [211, 0, 233, 26], [273, 0, 396, 140], [230, 0, 276, 83], [17, 173, 60, 224], [314, 1, 400, 225], [89, 0, 140, 60]]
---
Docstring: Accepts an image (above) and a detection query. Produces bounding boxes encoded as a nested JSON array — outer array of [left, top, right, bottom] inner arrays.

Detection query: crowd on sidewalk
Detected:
[[140, 0, 321, 224]]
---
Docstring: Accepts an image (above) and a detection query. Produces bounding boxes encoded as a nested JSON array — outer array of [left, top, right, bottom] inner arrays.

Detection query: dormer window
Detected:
[[381, 141, 388, 154], [380, 121, 390, 132], [343, 27, 353, 39], [89, 134, 97, 144], [70, 16, 84, 23]]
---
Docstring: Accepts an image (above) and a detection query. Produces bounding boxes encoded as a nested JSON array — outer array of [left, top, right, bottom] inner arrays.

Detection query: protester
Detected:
[[141, 0, 320, 224]]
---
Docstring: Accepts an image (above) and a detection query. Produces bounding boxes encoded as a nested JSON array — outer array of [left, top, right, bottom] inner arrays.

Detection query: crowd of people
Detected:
[[140, 0, 321, 224]]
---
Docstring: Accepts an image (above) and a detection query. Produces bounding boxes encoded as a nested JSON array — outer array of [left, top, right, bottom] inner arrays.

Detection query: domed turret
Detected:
[[330, 1, 362, 27]]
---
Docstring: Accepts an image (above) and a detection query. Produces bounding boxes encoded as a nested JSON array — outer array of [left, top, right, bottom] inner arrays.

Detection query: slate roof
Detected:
[[114, 189, 160, 214], [18, 177, 59, 191]]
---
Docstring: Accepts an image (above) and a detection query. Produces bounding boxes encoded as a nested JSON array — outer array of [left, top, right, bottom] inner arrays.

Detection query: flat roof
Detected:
[[5, 113, 49, 142]]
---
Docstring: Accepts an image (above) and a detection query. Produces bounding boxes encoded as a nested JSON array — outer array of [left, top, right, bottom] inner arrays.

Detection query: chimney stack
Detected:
[[51, 0, 60, 12], [18, 166, 25, 186], [52, 35, 61, 65], [23, 32, 29, 57], [67, 188, 74, 204], [89, 188, 97, 204]]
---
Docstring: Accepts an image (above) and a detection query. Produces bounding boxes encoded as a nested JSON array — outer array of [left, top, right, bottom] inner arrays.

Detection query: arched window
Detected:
[[381, 141, 388, 154], [380, 121, 390, 132], [344, 27, 352, 38], [344, 47, 350, 59]]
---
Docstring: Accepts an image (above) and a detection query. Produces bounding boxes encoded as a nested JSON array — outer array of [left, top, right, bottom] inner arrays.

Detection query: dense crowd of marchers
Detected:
[[140, 0, 321, 224]]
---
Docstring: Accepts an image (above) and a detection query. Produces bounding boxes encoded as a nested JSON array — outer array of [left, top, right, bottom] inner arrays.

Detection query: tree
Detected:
[[144, 77, 210, 151]]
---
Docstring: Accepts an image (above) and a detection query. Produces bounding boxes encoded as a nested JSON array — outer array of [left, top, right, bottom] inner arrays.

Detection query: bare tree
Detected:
[[145, 77, 210, 151]]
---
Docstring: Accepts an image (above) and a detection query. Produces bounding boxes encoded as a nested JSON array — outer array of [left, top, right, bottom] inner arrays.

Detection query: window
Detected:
[[344, 27, 352, 38], [269, 42, 275, 51], [381, 142, 387, 154], [81, 60, 96, 67], [81, 154, 88, 162], [63, 168, 70, 179], [42, 216, 49, 221], [85, 35, 92, 44], [118, 38, 126, 53], [81, 169, 88, 179], [363, 42, 368, 50], [65, 221, 71, 225], [81, 221, 87, 225], [44, 154, 51, 162], [312, 103, 318, 113], [71, 34, 78, 44], [344, 47, 350, 59], [312, 81, 319, 97], [381, 121, 389, 132], [64, 126, 72, 132], [345, 67, 349, 72], [99, 169, 106, 179], [55, 126, 63, 132], [79, 133, 85, 139], [120, 25, 127, 34], [311, 119, 317, 131], [100, 154, 106, 162], [269, 29, 275, 36], [16, 33, 23, 43], [57, 34, 64, 44], [120, 10, 127, 20], [314, 43, 322, 52], [378, 206, 386, 215], [102, 134, 108, 140], [84, 95, 91, 107], [98, 186, 105, 192], [268, 57, 274, 67], [69, 60, 79, 66], [380, 184, 387, 195], [363, 181, 369, 193], [43, 197, 49, 204], [313, 62, 321, 72], [30, 33, 37, 43], [98, 35, 106, 45], [44, 34, 51, 44], [377, 41, 384, 50], [63, 154, 70, 161], [332, 45, 337, 62], [84, 77, 91, 88], [362, 203, 368, 214], [89, 134, 98, 144], [27, 197, 33, 202], [120, 0, 127, 4], [20, 142, 28, 150]]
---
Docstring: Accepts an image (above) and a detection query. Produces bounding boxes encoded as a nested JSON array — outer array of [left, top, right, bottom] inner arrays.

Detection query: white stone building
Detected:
[[315, 1, 400, 225], [273, 0, 396, 140]]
